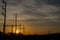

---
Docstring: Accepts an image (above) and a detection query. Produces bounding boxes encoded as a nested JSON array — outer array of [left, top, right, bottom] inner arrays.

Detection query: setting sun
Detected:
[[16, 30, 19, 34]]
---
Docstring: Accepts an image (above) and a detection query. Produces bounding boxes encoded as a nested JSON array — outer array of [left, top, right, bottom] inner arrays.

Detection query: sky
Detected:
[[0, 0, 60, 35]]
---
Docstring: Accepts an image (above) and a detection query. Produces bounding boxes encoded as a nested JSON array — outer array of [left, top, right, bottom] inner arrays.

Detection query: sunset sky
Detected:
[[0, 0, 60, 35]]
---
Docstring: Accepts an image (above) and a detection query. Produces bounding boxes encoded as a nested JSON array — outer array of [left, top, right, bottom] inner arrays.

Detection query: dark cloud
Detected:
[[47, 0, 60, 6], [35, 0, 60, 6]]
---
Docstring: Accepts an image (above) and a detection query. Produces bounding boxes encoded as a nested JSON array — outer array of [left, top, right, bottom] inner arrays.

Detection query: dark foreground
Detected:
[[0, 32, 60, 40]]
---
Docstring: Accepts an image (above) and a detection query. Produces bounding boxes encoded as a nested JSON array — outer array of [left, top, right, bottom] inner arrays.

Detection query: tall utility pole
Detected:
[[15, 13, 17, 33], [2, 0, 7, 33], [14, 13, 25, 34]]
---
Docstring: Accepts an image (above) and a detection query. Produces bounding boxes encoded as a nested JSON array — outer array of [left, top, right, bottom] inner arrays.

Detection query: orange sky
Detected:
[[3, 23, 60, 35]]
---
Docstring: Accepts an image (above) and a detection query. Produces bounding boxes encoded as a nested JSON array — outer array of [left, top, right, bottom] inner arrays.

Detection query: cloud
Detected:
[[25, 0, 60, 20], [46, 0, 60, 6], [22, 18, 60, 27], [7, 0, 22, 6], [2, 0, 60, 18], [0, 0, 60, 27]]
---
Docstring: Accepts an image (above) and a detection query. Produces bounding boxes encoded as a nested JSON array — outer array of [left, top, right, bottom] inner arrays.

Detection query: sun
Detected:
[[16, 30, 19, 34]]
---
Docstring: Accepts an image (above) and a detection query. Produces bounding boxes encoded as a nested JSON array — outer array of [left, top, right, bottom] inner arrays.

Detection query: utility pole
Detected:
[[14, 13, 25, 34], [2, 0, 7, 33], [15, 13, 17, 33]]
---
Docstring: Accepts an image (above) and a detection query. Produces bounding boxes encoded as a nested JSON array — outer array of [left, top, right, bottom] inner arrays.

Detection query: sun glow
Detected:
[[16, 30, 19, 34]]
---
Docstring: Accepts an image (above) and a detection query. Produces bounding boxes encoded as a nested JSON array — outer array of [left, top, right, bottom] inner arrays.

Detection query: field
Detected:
[[0, 32, 60, 40]]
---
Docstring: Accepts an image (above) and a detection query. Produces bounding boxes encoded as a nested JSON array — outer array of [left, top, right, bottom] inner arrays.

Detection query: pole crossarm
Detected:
[[2, 0, 7, 15], [6, 24, 24, 29], [5, 24, 25, 33]]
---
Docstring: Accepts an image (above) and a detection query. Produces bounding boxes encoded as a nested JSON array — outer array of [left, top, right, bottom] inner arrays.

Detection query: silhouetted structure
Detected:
[[4, 13, 25, 34], [15, 13, 17, 33], [0, 31, 60, 40], [2, 0, 7, 33], [14, 13, 25, 34], [2, 0, 25, 34]]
